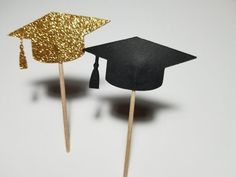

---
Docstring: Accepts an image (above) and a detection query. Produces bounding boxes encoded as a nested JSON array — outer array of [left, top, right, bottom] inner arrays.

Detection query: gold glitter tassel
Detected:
[[19, 39, 27, 69]]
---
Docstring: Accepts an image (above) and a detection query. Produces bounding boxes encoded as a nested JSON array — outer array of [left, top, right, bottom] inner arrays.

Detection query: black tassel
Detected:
[[89, 56, 100, 89]]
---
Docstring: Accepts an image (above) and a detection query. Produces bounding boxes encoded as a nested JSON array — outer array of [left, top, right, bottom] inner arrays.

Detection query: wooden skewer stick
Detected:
[[123, 90, 136, 177], [58, 62, 70, 153]]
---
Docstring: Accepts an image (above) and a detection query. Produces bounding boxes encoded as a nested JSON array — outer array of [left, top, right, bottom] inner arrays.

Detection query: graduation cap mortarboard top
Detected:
[[9, 12, 109, 153], [84, 37, 196, 177]]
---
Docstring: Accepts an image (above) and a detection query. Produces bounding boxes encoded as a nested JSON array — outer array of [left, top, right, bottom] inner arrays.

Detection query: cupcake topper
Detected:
[[9, 12, 109, 152], [85, 37, 196, 177]]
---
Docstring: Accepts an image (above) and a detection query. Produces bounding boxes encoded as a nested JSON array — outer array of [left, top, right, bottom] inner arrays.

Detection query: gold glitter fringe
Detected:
[[19, 39, 27, 69]]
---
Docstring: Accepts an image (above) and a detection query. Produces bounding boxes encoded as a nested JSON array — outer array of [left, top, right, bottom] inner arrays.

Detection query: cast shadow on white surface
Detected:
[[96, 96, 177, 122], [31, 77, 89, 101], [30, 77, 89, 130]]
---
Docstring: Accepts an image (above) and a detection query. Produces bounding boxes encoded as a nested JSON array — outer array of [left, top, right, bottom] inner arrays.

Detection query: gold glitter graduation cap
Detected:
[[8, 12, 109, 153], [9, 12, 109, 69]]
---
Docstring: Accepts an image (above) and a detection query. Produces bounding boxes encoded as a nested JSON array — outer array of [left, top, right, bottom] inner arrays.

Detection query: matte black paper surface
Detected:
[[85, 37, 196, 90]]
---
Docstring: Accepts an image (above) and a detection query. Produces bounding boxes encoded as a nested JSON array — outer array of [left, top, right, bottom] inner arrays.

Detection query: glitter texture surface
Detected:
[[9, 12, 109, 63]]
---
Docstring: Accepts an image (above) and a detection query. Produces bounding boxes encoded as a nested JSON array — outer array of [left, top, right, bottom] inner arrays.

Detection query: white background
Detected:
[[0, 0, 236, 177]]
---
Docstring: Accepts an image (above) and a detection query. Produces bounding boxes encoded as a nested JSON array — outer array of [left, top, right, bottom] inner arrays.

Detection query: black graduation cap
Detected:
[[85, 36, 196, 90], [84, 36, 196, 177]]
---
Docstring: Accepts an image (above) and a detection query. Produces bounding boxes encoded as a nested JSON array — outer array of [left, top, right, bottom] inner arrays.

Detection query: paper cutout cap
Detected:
[[85, 37, 196, 91], [9, 12, 110, 69]]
